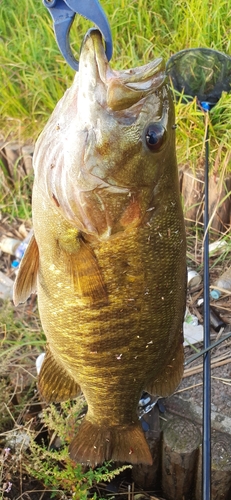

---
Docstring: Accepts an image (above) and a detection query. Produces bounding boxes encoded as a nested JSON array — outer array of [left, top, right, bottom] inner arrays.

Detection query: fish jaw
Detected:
[[78, 28, 165, 112]]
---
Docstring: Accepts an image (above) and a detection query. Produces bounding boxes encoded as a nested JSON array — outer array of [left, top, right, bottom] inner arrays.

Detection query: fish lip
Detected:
[[80, 28, 106, 63], [118, 58, 165, 89], [80, 28, 165, 93], [80, 28, 109, 82]]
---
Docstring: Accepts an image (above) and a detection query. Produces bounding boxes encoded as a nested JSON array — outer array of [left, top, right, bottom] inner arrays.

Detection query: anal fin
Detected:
[[13, 234, 39, 306], [38, 345, 81, 403], [145, 341, 184, 397]]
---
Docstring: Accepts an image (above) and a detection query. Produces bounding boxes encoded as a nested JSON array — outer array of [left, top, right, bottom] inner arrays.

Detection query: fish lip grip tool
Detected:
[[43, 0, 113, 71]]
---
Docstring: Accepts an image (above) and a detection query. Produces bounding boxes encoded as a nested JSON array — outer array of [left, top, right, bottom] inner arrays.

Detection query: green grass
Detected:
[[1, 0, 231, 143], [0, 0, 231, 183], [26, 401, 131, 500], [0, 171, 33, 220]]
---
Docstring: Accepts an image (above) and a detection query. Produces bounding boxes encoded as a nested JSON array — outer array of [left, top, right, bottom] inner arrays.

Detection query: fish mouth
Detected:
[[79, 28, 166, 110]]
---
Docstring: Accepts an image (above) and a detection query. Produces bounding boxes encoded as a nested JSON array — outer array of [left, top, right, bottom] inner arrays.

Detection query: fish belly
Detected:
[[36, 199, 185, 406]]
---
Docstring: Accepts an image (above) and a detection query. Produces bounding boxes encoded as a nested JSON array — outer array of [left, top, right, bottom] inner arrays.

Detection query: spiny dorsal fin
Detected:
[[13, 234, 39, 306], [38, 345, 81, 403]]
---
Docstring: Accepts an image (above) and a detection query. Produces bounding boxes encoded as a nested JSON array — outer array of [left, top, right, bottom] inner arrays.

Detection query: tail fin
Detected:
[[69, 419, 153, 466]]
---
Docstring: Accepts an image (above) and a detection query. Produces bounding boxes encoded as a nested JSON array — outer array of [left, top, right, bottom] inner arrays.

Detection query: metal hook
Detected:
[[43, 0, 113, 71]]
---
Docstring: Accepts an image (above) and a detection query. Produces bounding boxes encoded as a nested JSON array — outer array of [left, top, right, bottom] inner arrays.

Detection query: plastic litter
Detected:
[[185, 308, 199, 326], [15, 229, 33, 260], [0, 271, 14, 300], [214, 267, 231, 293], [187, 267, 202, 289], [210, 289, 221, 300], [0, 236, 21, 256], [183, 322, 204, 346], [0, 229, 33, 271]]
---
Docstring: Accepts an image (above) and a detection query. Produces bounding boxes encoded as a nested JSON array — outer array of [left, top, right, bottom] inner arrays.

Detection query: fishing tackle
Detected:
[[167, 47, 231, 500], [43, 0, 113, 70]]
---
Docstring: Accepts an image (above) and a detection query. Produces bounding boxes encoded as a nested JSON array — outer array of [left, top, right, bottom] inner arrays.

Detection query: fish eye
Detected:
[[145, 123, 166, 151]]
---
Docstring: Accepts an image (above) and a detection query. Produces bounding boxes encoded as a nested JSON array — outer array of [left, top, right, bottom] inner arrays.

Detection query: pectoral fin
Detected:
[[145, 341, 184, 397], [73, 239, 108, 305], [38, 345, 81, 403], [61, 234, 108, 306], [13, 234, 39, 306]]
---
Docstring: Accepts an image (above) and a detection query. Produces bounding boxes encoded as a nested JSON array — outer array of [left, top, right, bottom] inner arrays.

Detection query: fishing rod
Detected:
[[202, 103, 211, 499], [166, 48, 231, 500]]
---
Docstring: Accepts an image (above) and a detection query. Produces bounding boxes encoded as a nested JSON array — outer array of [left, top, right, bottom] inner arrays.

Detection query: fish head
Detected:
[[34, 29, 177, 238]]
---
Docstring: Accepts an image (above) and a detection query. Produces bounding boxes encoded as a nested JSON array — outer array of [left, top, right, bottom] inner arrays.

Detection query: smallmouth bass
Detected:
[[14, 29, 186, 466]]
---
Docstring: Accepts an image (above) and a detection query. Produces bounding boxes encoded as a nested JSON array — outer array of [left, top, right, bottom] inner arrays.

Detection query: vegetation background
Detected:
[[1, 0, 231, 147], [0, 0, 231, 498]]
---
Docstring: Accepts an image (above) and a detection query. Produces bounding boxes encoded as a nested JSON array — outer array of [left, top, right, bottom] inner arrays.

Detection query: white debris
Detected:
[[209, 239, 228, 256], [36, 352, 46, 374], [183, 322, 204, 346], [0, 271, 14, 300], [6, 430, 31, 451], [187, 267, 202, 289]]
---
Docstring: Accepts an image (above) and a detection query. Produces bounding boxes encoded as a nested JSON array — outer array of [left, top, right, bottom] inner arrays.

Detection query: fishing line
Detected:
[[166, 48, 231, 500], [184, 330, 231, 366]]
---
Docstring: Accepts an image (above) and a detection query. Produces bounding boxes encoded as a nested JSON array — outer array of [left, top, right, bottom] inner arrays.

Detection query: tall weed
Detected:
[[1, 0, 231, 141]]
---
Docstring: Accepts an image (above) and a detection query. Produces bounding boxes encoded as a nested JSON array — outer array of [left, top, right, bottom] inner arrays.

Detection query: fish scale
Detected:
[[14, 28, 186, 466]]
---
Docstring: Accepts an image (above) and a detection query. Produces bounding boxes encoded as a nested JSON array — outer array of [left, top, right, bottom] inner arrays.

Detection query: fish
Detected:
[[14, 28, 186, 467]]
